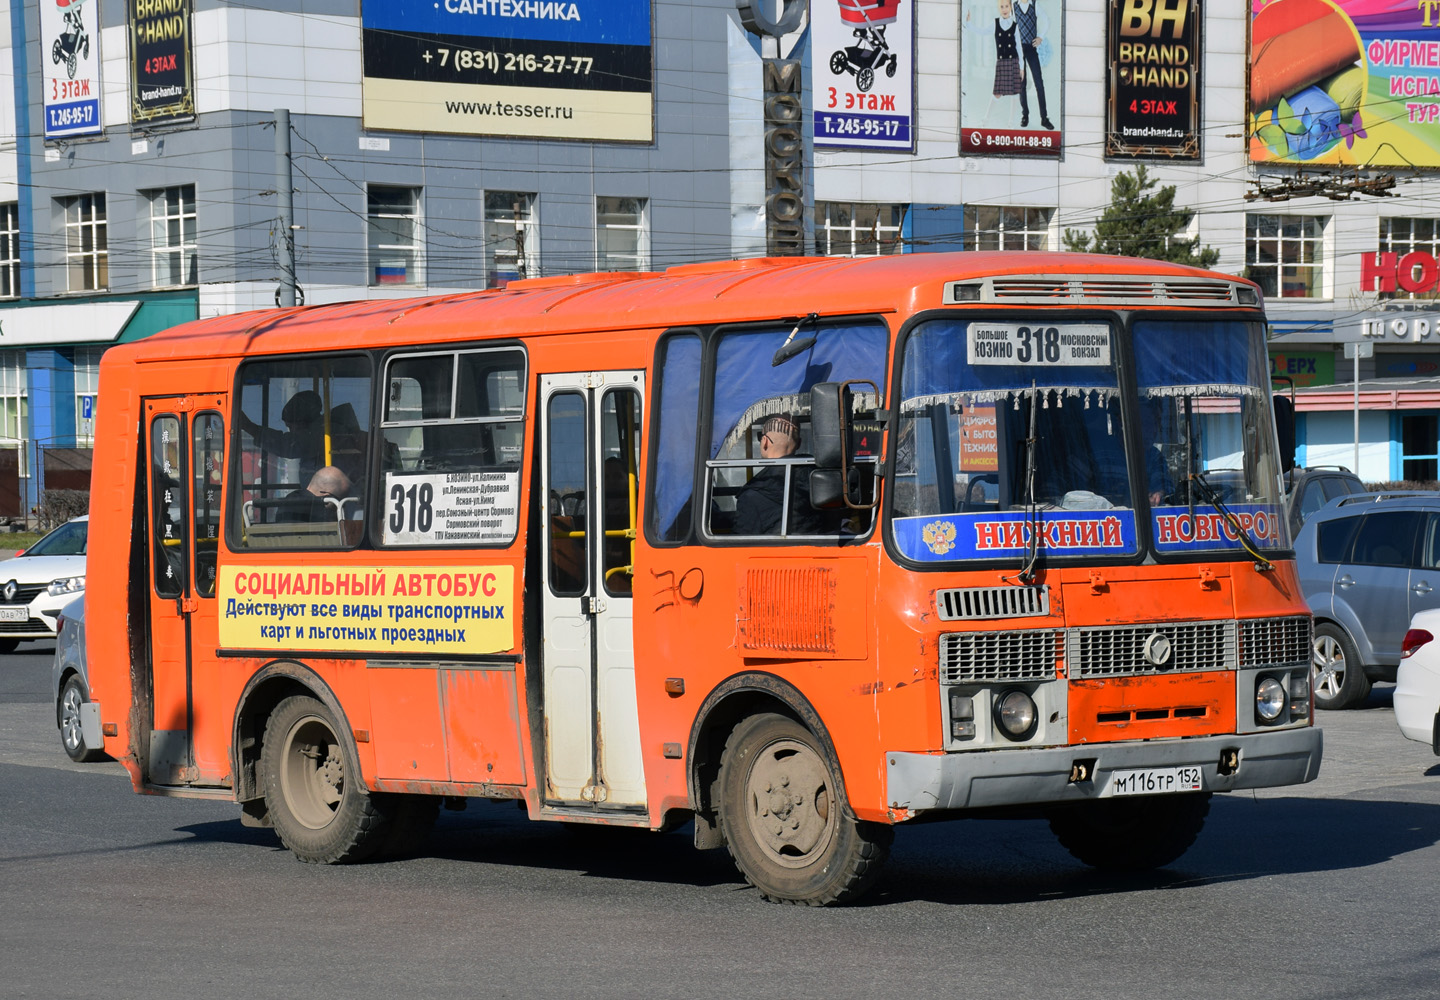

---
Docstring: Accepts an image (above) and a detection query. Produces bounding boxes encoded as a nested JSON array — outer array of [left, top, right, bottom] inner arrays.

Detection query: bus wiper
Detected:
[[1189, 468, 1274, 571], [1013, 382, 1042, 584]]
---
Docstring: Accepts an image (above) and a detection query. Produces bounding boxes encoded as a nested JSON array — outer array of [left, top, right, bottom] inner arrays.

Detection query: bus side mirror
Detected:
[[810, 380, 883, 511], [1273, 394, 1296, 475]]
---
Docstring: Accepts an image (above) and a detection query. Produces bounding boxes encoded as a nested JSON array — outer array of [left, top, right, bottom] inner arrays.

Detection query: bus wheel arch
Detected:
[[231, 661, 361, 830]]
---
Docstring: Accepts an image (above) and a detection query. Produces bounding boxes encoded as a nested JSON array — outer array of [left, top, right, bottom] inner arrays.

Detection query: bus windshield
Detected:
[[890, 316, 1286, 564], [1134, 319, 1287, 555]]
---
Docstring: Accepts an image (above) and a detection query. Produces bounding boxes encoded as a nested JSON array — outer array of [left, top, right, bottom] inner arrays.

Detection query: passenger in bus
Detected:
[[277, 466, 352, 523], [239, 389, 327, 484], [735, 414, 826, 535]]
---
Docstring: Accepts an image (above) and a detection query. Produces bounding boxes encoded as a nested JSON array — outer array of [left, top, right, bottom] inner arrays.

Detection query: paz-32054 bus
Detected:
[[72, 253, 1320, 905]]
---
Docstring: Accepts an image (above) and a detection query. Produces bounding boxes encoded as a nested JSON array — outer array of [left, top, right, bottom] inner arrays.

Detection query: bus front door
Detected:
[[539, 372, 647, 810], [142, 396, 227, 788]]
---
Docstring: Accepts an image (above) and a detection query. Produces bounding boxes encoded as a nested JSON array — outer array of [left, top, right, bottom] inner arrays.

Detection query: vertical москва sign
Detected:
[[360, 0, 653, 142]]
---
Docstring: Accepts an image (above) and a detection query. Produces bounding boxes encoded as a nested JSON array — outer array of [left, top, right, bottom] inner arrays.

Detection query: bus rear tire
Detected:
[[1047, 792, 1211, 870], [261, 694, 390, 864], [717, 713, 891, 905]]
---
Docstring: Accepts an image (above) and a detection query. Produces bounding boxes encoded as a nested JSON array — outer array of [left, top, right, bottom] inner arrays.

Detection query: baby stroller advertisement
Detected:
[[814, 0, 915, 151], [40, 0, 102, 139], [959, 0, 1063, 156]]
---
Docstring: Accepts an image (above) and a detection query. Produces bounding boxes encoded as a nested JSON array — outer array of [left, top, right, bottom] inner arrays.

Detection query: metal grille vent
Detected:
[[1240, 615, 1312, 666], [987, 276, 1239, 306], [937, 585, 1049, 621], [740, 567, 836, 654], [1068, 620, 1236, 678], [0, 584, 44, 605], [939, 629, 1063, 684]]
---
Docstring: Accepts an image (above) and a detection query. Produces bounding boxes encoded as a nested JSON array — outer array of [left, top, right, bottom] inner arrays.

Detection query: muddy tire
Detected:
[[261, 695, 390, 864], [718, 713, 891, 905], [1048, 792, 1211, 870], [1312, 622, 1371, 710]]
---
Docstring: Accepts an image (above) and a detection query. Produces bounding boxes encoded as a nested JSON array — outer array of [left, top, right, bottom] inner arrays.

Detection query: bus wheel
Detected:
[[262, 695, 389, 864], [1048, 792, 1212, 870], [718, 713, 891, 905]]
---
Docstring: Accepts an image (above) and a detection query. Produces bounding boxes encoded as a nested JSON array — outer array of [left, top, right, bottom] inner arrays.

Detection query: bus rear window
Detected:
[[378, 347, 526, 547]]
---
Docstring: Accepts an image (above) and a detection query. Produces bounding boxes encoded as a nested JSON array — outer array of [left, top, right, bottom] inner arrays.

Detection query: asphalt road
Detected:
[[3, 644, 1439, 1000]]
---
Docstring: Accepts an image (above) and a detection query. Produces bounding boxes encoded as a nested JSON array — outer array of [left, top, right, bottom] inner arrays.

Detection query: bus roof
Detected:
[[114, 252, 1254, 364]]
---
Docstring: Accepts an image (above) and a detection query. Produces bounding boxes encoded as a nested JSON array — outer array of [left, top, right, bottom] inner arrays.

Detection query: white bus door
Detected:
[[539, 372, 647, 810]]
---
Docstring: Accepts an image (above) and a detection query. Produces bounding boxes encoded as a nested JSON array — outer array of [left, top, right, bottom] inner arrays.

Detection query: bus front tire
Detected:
[[261, 694, 390, 865], [1312, 622, 1371, 710], [1047, 792, 1211, 870], [717, 712, 891, 906]]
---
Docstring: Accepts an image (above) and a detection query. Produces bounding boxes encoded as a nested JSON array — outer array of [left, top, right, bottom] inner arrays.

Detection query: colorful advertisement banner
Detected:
[[1151, 504, 1286, 552], [1249, 0, 1440, 166], [128, 0, 194, 125], [1105, 0, 1202, 159], [814, 0, 915, 151], [894, 510, 1139, 562], [959, 0, 1063, 156], [1269, 350, 1336, 386], [359, 0, 653, 142], [40, 0, 102, 139], [219, 564, 516, 655]]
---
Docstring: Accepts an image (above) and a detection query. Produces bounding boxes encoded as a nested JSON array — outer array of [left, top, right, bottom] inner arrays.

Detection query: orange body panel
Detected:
[[81, 253, 1307, 832]]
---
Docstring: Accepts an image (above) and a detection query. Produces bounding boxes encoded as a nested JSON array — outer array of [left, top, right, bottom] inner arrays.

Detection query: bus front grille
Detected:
[[939, 629, 1063, 684], [1068, 620, 1236, 678], [936, 584, 1049, 621], [1239, 615, 1312, 666]]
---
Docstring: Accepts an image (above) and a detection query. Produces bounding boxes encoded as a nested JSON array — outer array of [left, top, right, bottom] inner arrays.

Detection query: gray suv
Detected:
[[1296, 492, 1440, 709]]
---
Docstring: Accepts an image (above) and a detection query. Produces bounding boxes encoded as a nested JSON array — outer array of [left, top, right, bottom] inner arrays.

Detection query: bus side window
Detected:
[[647, 332, 701, 544], [378, 347, 526, 547], [232, 356, 372, 550]]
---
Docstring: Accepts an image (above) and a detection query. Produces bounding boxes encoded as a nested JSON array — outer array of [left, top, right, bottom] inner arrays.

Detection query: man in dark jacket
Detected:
[[735, 414, 825, 535]]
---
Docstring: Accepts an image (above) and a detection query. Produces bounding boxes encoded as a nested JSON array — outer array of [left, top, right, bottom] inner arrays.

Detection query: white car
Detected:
[[0, 516, 86, 652], [1396, 606, 1440, 754]]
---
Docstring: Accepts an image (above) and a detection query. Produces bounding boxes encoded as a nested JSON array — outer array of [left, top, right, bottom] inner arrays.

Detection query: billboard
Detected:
[[128, 0, 194, 126], [1250, 0, 1440, 166], [959, 0, 1063, 156], [1105, 0, 1202, 159], [40, 0, 102, 139], [360, 0, 653, 142], [813, 0, 915, 152]]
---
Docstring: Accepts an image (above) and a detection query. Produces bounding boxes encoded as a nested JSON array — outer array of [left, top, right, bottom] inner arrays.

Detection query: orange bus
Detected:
[[79, 252, 1321, 905]]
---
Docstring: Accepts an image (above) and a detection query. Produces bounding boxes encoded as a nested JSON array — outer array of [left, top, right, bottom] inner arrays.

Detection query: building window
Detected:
[[367, 186, 423, 286], [0, 203, 19, 298], [1245, 214, 1326, 299], [73, 346, 102, 448], [0, 350, 28, 477], [484, 191, 537, 288], [815, 202, 906, 256], [61, 193, 107, 292], [1379, 218, 1440, 300], [1402, 414, 1439, 481], [146, 185, 197, 287], [961, 206, 1054, 250], [596, 197, 648, 272]]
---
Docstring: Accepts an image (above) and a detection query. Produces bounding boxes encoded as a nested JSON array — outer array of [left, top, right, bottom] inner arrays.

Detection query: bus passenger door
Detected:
[[142, 396, 227, 787], [539, 372, 647, 810]]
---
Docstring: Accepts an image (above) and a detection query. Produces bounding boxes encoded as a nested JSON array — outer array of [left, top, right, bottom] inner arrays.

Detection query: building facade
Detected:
[[1, 0, 1438, 516]]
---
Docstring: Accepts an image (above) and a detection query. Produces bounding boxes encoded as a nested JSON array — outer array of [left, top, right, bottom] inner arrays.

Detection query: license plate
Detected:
[[0, 607, 28, 623], [1108, 766, 1203, 796]]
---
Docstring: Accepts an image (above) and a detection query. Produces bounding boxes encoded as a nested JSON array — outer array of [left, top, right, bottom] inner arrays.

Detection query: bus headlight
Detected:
[[47, 575, 85, 597], [993, 689, 1038, 741], [1256, 677, 1286, 722]]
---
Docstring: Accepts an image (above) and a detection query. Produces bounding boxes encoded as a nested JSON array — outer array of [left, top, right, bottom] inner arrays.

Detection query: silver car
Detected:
[[1296, 492, 1440, 709], [51, 595, 104, 761]]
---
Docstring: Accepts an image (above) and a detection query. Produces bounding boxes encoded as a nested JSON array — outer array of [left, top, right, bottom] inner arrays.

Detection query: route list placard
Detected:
[[383, 471, 520, 545]]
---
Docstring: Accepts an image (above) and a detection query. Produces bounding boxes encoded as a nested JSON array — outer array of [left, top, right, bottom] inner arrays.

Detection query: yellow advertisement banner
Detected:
[[219, 564, 515, 655], [361, 77, 652, 141]]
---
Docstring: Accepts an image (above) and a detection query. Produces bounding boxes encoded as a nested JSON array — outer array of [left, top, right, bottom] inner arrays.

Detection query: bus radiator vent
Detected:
[[739, 567, 836, 654], [936, 584, 1049, 621], [938, 629, 1063, 684], [1239, 615, 1312, 667]]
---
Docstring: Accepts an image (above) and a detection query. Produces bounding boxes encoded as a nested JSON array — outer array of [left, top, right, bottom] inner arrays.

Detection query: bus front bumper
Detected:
[[885, 727, 1322, 815]]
